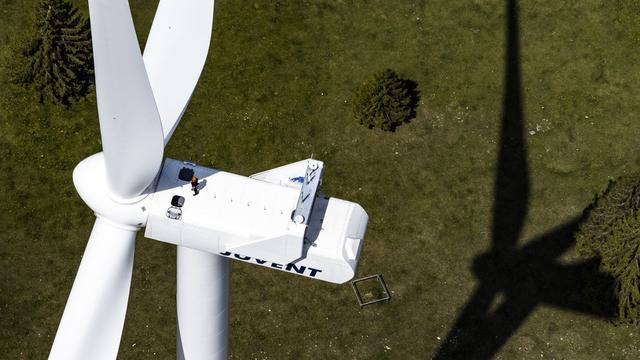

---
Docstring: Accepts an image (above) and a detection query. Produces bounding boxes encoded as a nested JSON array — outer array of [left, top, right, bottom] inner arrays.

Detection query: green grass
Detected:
[[1, 0, 640, 358]]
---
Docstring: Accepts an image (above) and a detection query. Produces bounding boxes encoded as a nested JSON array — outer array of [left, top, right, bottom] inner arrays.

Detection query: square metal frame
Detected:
[[350, 274, 390, 308]]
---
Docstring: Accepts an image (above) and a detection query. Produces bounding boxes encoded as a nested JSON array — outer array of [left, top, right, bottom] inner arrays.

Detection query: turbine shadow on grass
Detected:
[[432, 1, 615, 358]]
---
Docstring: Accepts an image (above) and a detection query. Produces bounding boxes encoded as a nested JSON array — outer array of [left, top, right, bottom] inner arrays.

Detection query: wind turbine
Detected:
[[49, 1, 368, 359]]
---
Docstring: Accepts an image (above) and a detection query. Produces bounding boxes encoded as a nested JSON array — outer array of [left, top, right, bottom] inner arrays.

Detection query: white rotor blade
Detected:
[[89, 0, 165, 199], [143, 0, 215, 144], [49, 218, 137, 360]]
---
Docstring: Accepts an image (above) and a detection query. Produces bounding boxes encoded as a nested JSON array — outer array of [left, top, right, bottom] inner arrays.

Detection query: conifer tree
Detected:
[[18, 0, 93, 105], [352, 69, 418, 132], [576, 174, 640, 324]]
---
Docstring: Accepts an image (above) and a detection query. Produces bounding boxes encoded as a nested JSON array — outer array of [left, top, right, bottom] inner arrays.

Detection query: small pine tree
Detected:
[[352, 69, 418, 132], [576, 174, 640, 324], [17, 0, 93, 105]]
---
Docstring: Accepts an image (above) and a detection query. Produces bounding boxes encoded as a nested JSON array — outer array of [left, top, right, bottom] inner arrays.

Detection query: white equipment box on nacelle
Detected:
[[145, 158, 368, 284]]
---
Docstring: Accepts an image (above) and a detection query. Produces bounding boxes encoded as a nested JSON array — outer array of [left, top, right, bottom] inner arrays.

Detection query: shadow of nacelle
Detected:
[[144, 158, 368, 284]]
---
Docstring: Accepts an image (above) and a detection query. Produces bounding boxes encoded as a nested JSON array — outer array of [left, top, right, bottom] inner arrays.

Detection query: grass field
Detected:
[[2, 0, 640, 358]]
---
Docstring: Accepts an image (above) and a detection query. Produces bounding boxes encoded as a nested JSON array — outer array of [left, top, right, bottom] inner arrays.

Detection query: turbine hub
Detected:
[[73, 153, 154, 230]]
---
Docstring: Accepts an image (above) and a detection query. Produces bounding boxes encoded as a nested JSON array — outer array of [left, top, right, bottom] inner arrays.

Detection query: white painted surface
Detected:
[[146, 159, 368, 284], [146, 159, 303, 263], [89, 0, 164, 199], [144, 0, 216, 144], [218, 196, 369, 284], [177, 247, 229, 360], [250, 159, 311, 189], [72, 153, 153, 228], [49, 218, 137, 360]]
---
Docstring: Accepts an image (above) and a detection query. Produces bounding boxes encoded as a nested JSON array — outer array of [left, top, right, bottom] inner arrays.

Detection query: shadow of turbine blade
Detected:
[[432, 1, 616, 359]]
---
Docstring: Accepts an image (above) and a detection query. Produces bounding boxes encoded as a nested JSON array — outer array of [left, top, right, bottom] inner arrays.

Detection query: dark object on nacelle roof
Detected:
[[171, 195, 185, 207], [178, 167, 194, 181]]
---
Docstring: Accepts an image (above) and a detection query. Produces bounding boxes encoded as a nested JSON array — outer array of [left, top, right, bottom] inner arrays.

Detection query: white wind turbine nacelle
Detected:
[[50, 0, 368, 359]]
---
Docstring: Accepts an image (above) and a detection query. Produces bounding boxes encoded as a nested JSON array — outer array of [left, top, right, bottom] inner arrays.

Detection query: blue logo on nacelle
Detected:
[[289, 176, 304, 184]]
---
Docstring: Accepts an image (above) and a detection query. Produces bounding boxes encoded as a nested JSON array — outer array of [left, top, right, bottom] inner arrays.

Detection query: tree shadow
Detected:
[[432, 1, 616, 359], [403, 78, 421, 126]]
